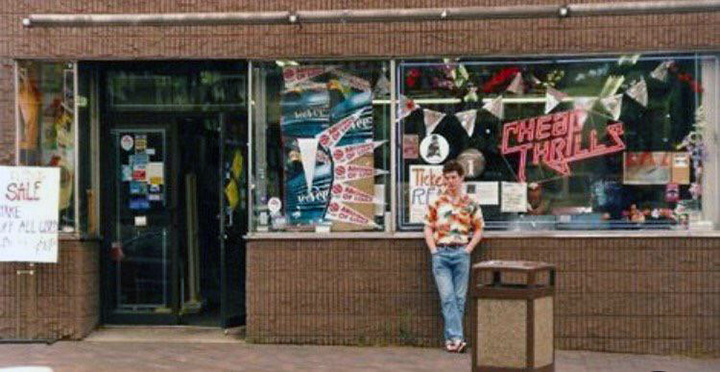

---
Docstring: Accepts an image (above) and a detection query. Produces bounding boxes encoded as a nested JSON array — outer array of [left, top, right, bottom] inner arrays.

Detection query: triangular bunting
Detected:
[[397, 95, 419, 122], [297, 138, 319, 191], [544, 87, 567, 114], [332, 141, 386, 165], [483, 96, 504, 120], [373, 74, 391, 97], [600, 94, 623, 120], [506, 73, 524, 94], [325, 200, 379, 228], [625, 78, 648, 107], [455, 109, 478, 137], [423, 109, 446, 134], [316, 110, 361, 149], [573, 97, 597, 112], [650, 61, 674, 82]]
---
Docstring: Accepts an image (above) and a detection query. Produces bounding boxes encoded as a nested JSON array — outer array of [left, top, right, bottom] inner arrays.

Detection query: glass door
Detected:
[[103, 125, 179, 323], [219, 113, 247, 328]]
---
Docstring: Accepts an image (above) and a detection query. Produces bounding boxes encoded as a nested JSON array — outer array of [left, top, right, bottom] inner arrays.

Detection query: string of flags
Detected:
[[398, 59, 680, 137]]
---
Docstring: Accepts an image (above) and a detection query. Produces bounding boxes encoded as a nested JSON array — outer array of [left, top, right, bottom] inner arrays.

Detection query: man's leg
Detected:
[[447, 249, 471, 344], [432, 251, 463, 343]]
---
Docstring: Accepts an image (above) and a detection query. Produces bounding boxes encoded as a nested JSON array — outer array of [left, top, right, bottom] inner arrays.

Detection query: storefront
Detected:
[[2, 1, 720, 356]]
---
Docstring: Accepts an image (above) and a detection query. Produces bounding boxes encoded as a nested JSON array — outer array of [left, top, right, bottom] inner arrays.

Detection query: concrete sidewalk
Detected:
[[1, 341, 719, 372]]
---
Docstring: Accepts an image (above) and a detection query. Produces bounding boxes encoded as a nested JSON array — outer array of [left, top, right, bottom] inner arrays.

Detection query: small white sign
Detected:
[[0, 166, 60, 263], [501, 182, 528, 213], [134, 216, 147, 227], [466, 182, 499, 205], [268, 197, 282, 214]]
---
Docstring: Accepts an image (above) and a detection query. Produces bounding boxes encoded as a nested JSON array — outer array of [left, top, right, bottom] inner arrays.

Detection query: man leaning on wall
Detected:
[[424, 159, 484, 353]]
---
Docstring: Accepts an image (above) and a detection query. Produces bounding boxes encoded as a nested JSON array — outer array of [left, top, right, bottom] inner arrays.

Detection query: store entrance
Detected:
[[94, 62, 247, 328]]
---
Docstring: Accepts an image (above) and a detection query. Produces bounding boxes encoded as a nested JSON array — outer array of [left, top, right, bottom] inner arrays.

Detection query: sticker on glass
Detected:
[[121, 165, 132, 182], [120, 135, 134, 151], [268, 197, 282, 214], [129, 196, 150, 210], [129, 181, 147, 195], [135, 135, 147, 152], [419, 134, 450, 164]]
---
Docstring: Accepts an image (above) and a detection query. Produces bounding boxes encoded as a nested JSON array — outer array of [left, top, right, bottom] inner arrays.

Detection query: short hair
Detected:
[[442, 160, 465, 177]]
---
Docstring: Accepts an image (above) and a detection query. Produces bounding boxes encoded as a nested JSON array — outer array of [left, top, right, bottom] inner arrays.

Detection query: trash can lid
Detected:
[[473, 260, 554, 272]]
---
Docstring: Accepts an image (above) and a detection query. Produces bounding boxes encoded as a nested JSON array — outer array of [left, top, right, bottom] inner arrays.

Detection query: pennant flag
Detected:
[[332, 141, 386, 165], [544, 87, 567, 114], [506, 73, 524, 94], [297, 138, 319, 191], [373, 74, 391, 97], [333, 69, 371, 91], [573, 97, 597, 112], [463, 87, 479, 102], [284, 66, 333, 89], [331, 183, 380, 204], [325, 200, 379, 228], [423, 109, 446, 134], [316, 110, 361, 149], [334, 164, 379, 183], [650, 61, 674, 82], [625, 78, 648, 107], [618, 54, 641, 65], [599, 75, 625, 98], [455, 109, 478, 137], [483, 96, 504, 119], [600, 94, 623, 120], [397, 95, 419, 122]]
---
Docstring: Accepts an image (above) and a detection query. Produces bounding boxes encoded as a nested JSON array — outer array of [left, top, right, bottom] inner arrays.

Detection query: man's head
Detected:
[[442, 160, 465, 194]]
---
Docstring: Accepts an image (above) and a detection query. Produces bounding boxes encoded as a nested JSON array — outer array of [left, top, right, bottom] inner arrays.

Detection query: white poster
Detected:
[[409, 165, 444, 223], [465, 182, 499, 206], [501, 181, 528, 213], [0, 166, 60, 263]]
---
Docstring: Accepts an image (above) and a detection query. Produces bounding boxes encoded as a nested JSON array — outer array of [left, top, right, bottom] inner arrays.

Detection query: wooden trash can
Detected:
[[471, 260, 556, 372]]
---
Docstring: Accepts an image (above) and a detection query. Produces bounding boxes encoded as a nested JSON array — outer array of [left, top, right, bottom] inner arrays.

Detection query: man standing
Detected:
[[424, 160, 484, 353]]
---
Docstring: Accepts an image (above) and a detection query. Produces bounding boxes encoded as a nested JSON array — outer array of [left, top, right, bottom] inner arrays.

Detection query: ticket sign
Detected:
[[0, 166, 60, 263]]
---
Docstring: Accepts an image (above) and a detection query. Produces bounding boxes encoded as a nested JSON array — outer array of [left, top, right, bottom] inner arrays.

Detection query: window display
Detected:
[[251, 61, 391, 232], [16, 61, 76, 232], [397, 55, 718, 231]]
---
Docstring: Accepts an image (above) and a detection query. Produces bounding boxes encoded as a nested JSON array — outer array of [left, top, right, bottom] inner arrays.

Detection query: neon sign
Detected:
[[500, 109, 626, 182]]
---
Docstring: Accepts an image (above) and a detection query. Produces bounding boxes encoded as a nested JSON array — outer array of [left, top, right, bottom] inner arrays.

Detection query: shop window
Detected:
[[251, 61, 391, 232], [397, 55, 719, 231], [16, 61, 77, 232]]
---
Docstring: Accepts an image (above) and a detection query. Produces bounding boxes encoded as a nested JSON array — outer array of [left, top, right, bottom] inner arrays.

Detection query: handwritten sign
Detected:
[[0, 166, 60, 263], [500, 110, 626, 182], [409, 165, 444, 223]]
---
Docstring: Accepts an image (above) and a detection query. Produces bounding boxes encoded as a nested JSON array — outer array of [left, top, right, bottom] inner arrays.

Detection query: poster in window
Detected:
[[409, 165, 444, 223], [280, 66, 377, 230], [623, 152, 671, 185]]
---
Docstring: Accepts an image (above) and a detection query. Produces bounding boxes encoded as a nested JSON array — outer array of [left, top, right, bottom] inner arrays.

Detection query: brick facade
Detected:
[[0, 240, 99, 340], [247, 237, 720, 356], [1, 0, 720, 352]]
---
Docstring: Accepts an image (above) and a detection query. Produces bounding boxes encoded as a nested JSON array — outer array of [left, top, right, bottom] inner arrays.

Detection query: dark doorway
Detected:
[[91, 61, 247, 328]]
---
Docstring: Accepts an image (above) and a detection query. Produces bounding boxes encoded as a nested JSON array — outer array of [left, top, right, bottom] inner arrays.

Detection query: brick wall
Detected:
[[0, 58, 14, 165], [0, 240, 99, 340], [247, 237, 720, 356]]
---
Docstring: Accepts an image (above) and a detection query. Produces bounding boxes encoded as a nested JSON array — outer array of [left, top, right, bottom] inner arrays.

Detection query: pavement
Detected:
[[0, 327, 718, 372]]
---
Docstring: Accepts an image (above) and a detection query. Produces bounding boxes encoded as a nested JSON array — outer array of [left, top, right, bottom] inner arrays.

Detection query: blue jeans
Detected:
[[432, 247, 471, 342]]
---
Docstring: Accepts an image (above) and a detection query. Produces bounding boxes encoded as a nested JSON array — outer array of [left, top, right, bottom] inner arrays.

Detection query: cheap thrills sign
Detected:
[[500, 110, 626, 182]]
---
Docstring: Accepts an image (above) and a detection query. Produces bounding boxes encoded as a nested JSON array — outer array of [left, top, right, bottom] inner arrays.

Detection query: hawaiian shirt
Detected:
[[424, 192, 484, 245]]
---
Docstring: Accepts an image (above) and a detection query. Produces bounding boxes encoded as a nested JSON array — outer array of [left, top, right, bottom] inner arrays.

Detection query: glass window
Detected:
[[16, 61, 77, 232], [397, 55, 718, 231], [251, 61, 391, 232]]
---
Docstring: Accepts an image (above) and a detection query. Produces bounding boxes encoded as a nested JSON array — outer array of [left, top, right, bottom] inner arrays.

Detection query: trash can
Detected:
[[471, 260, 555, 372]]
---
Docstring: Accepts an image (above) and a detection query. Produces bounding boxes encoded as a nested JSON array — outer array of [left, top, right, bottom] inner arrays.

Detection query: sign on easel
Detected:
[[0, 166, 60, 263]]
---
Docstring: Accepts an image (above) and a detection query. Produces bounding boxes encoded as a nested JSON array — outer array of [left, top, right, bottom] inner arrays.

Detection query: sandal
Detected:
[[454, 340, 467, 353], [445, 340, 457, 352]]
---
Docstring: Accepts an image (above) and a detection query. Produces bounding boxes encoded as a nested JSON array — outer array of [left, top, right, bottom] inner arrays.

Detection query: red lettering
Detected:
[[536, 115, 552, 140]]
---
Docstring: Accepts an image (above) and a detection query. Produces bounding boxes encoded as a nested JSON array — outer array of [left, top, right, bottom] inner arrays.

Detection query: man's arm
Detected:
[[424, 225, 437, 254], [465, 223, 483, 253]]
